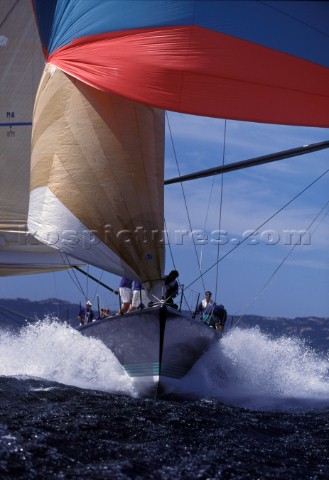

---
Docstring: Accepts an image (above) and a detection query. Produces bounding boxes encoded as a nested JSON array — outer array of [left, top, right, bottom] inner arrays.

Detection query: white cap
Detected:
[[86, 300, 92, 306]]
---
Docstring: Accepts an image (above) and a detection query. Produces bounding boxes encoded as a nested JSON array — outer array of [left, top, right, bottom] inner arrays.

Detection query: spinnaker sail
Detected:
[[33, 0, 329, 126]]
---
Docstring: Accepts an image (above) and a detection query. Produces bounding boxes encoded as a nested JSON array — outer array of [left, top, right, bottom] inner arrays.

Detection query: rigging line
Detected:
[[181, 285, 201, 314], [199, 122, 225, 278], [164, 217, 176, 270], [260, 0, 329, 38], [72, 266, 119, 295], [308, 204, 329, 237], [164, 218, 192, 310], [182, 294, 194, 316], [199, 174, 215, 273], [215, 120, 227, 301], [234, 197, 329, 327], [86, 264, 90, 301], [0, 0, 20, 28], [0, 304, 35, 323], [60, 252, 87, 299], [0, 309, 24, 325], [51, 271, 60, 319], [185, 166, 329, 291], [165, 112, 206, 292], [199, 123, 228, 275], [91, 268, 104, 302]]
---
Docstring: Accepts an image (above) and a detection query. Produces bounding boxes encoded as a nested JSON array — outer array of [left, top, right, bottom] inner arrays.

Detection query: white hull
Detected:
[[78, 305, 221, 397]]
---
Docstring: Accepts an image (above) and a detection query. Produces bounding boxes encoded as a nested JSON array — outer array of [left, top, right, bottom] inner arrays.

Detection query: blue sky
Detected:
[[1, 115, 328, 319]]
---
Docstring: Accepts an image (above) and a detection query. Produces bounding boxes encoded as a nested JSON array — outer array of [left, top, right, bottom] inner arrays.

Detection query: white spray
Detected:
[[0, 318, 136, 397]]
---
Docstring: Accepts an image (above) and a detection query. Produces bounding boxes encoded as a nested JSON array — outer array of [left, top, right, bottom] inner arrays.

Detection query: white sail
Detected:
[[0, 0, 80, 276]]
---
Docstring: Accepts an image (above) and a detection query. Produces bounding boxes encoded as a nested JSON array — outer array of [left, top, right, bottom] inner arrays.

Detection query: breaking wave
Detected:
[[0, 318, 136, 397]]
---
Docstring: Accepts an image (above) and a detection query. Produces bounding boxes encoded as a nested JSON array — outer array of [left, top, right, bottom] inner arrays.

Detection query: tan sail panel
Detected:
[[29, 65, 165, 285]]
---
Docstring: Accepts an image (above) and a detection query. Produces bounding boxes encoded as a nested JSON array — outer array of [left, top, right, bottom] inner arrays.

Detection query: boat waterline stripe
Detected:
[[124, 363, 191, 379]]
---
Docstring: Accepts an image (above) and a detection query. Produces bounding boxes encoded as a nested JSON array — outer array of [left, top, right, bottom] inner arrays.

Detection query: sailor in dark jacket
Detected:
[[164, 270, 179, 306]]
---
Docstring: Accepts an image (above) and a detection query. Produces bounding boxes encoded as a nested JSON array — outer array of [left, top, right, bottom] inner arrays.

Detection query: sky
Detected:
[[1, 114, 328, 319]]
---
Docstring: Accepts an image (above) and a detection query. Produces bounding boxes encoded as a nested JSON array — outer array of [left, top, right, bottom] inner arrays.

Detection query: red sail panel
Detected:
[[48, 26, 329, 127]]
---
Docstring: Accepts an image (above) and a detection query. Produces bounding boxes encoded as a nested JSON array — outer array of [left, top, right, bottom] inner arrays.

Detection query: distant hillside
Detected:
[[0, 298, 328, 351], [0, 298, 80, 329], [231, 314, 329, 351]]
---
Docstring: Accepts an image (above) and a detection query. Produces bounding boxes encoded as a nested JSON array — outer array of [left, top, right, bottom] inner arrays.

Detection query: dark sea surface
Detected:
[[0, 318, 329, 479]]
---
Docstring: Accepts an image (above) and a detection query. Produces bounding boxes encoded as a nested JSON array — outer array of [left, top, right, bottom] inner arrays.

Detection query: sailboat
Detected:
[[1, 1, 329, 397]]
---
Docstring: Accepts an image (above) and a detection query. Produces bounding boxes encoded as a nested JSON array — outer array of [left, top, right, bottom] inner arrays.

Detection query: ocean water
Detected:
[[0, 319, 329, 479]]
